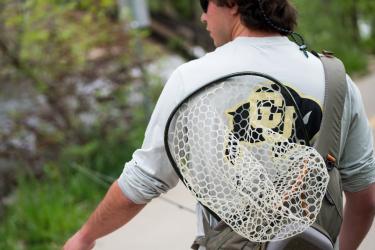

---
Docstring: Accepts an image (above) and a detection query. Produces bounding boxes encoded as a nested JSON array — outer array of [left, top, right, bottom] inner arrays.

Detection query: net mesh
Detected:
[[166, 75, 329, 242]]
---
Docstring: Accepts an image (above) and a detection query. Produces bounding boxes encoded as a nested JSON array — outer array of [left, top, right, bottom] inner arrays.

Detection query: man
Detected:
[[64, 1, 375, 249]]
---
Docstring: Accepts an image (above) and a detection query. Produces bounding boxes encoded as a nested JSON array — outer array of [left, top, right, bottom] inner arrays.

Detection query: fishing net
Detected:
[[165, 73, 329, 242]]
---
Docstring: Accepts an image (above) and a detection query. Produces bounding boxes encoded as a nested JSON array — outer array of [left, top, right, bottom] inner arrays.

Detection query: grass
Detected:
[[0, 164, 109, 250]]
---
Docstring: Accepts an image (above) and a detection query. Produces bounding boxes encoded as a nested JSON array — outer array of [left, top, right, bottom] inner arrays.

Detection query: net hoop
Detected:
[[164, 72, 329, 242]]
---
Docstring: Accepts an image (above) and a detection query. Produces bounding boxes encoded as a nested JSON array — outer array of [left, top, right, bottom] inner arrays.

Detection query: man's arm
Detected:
[[63, 180, 146, 250], [339, 183, 375, 250]]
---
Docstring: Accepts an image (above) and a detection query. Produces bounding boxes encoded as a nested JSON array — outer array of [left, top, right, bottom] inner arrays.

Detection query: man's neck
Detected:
[[231, 19, 280, 38]]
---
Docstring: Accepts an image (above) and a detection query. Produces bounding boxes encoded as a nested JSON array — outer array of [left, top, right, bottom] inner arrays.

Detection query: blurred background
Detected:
[[0, 0, 374, 249]]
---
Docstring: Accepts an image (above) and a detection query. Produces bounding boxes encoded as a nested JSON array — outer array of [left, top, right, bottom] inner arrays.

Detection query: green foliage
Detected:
[[61, 112, 145, 176], [0, 0, 127, 88], [293, 0, 371, 74], [0, 166, 107, 250], [0, 0, 152, 166]]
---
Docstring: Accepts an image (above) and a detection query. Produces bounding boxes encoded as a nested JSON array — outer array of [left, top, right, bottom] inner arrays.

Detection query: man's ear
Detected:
[[229, 3, 238, 16]]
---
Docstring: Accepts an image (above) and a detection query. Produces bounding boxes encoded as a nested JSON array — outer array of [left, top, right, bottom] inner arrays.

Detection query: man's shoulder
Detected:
[[180, 41, 238, 69], [164, 44, 238, 101]]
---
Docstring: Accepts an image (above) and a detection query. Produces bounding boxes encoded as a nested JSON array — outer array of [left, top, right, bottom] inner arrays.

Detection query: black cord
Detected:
[[290, 32, 309, 58], [257, 0, 309, 58]]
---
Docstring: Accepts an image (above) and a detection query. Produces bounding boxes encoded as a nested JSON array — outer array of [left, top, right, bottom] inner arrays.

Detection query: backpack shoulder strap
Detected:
[[315, 54, 348, 164], [314, 54, 348, 244]]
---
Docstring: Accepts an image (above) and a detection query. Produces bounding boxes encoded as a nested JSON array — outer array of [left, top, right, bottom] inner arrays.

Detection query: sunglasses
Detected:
[[200, 0, 209, 13]]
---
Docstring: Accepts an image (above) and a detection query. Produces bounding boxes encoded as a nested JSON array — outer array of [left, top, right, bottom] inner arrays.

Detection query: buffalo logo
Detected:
[[225, 83, 322, 164]]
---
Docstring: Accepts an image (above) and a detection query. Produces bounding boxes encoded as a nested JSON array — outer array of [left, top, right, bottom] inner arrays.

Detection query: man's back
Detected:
[[178, 36, 325, 108]]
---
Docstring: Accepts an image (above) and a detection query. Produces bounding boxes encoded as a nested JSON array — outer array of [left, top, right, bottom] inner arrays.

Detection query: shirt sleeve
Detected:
[[338, 76, 375, 192], [118, 68, 185, 204]]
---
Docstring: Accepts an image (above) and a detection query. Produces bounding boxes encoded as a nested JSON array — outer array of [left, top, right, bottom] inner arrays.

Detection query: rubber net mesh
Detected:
[[166, 75, 329, 242]]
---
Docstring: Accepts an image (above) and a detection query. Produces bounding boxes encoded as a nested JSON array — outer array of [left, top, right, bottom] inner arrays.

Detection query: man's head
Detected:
[[200, 0, 298, 47]]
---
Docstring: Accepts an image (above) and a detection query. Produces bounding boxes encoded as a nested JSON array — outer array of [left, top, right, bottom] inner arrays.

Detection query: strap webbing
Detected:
[[314, 55, 347, 237], [315, 56, 348, 162]]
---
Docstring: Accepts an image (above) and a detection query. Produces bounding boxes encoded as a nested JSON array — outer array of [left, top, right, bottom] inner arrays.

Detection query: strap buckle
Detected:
[[322, 50, 335, 58], [325, 154, 337, 171]]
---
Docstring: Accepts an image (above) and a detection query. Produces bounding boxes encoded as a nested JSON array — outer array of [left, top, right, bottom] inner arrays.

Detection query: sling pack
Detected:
[[164, 54, 347, 250]]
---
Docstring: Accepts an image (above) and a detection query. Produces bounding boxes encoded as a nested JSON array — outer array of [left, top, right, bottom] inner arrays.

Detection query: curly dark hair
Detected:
[[214, 0, 298, 35]]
